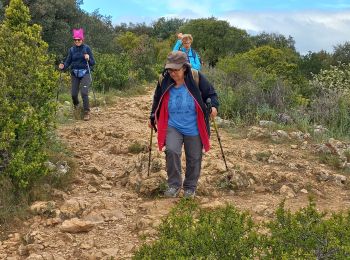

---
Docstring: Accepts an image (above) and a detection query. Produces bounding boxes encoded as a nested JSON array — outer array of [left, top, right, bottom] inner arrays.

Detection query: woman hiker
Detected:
[[173, 33, 201, 71], [59, 28, 95, 121], [149, 51, 219, 198]]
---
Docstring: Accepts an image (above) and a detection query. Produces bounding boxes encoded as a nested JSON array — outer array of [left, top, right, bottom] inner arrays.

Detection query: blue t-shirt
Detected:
[[168, 85, 199, 136]]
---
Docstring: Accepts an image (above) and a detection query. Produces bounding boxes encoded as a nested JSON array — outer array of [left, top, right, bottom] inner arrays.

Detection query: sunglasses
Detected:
[[168, 68, 182, 73], [74, 39, 82, 42]]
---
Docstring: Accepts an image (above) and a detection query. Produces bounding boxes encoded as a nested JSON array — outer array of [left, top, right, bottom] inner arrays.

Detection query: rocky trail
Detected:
[[1, 91, 350, 259]]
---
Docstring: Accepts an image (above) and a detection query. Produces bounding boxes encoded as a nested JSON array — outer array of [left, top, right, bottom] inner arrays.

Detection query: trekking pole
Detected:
[[147, 117, 158, 176], [55, 69, 63, 115], [85, 59, 97, 108], [147, 127, 153, 177], [206, 98, 229, 171]]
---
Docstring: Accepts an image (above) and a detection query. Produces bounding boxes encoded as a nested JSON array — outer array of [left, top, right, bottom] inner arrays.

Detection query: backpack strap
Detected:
[[158, 74, 164, 86], [191, 49, 197, 60], [191, 69, 199, 88]]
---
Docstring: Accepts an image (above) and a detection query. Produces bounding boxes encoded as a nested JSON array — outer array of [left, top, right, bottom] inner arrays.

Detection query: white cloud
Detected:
[[221, 10, 350, 53]]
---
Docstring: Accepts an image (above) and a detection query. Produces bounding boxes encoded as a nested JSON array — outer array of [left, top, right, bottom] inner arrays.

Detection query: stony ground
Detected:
[[1, 91, 350, 259]]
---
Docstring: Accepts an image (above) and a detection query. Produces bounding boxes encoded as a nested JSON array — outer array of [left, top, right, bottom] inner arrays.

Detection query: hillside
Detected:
[[0, 90, 349, 259]]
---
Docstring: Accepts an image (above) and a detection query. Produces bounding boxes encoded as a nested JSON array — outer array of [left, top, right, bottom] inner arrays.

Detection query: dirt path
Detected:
[[1, 91, 350, 259]]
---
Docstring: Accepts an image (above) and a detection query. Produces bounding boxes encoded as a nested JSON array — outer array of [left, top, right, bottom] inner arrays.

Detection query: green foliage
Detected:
[[134, 200, 350, 259], [134, 200, 258, 259], [77, 10, 116, 54], [319, 153, 343, 169], [251, 32, 296, 50], [210, 46, 313, 124], [179, 18, 253, 66], [93, 52, 131, 91], [311, 64, 350, 92], [262, 200, 350, 259], [127, 141, 146, 154], [115, 31, 141, 52], [115, 32, 158, 82], [18, 0, 82, 61], [0, 0, 57, 190], [115, 22, 153, 36], [309, 64, 350, 136], [151, 17, 185, 40], [299, 50, 332, 79], [332, 41, 350, 65]]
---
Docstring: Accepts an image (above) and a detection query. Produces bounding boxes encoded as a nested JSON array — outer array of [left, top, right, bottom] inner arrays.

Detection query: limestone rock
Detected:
[[60, 218, 95, 233]]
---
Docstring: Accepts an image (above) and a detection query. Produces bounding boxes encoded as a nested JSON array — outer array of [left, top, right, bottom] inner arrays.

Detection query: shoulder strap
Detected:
[[158, 74, 164, 86], [191, 49, 197, 59], [191, 69, 199, 88], [82, 44, 88, 54], [69, 46, 74, 56]]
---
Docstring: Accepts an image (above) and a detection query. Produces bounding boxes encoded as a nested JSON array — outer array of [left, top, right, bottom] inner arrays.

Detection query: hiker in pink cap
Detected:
[[59, 28, 95, 121]]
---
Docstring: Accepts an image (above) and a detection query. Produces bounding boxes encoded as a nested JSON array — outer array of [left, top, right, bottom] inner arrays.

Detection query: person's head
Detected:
[[72, 28, 84, 46], [165, 51, 190, 82], [181, 34, 193, 50]]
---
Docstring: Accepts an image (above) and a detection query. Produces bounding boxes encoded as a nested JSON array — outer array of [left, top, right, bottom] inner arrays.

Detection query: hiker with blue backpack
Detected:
[[59, 28, 95, 121], [173, 33, 201, 71], [149, 51, 218, 198]]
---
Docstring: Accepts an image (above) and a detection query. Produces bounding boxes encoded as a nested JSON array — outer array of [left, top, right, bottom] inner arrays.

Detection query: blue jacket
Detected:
[[173, 40, 201, 71], [63, 44, 95, 73]]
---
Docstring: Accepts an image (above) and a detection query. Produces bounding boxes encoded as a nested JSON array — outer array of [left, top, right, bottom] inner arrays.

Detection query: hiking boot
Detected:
[[164, 187, 180, 198], [183, 189, 195, 199], [83, 112, 90, 121]]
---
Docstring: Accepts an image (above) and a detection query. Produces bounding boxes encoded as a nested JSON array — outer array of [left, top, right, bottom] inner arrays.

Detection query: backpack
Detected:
[[178, 46, 203, 66], [158, 69, 199, 88], [190, 49, 203, 65]]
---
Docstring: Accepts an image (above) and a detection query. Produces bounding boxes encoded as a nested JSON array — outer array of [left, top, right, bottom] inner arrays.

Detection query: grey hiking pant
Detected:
[[165, 126, 203, 192], [71, 74, 91, 112]]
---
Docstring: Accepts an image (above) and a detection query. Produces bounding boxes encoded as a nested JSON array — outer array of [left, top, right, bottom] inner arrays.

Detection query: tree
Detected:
[[1, 0, 117, 60], [152, 17, 185, 40], [251, 32, 296, 51], [332, 41, 350, 65], [299, 50, 332, 79], [115, 21, 153, 36], [179, 18, 253, 66], [77, 10, 116, 54], [0, 0, 57, 190], [217, 45, 301, 84]]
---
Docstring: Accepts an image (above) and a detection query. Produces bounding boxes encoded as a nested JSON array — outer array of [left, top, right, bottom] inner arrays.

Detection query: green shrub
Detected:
[[134, 200, 259, 259], [309, 65, 350, 137], [262, 200, 350, 259], [93, 52, 131, 91], [0, 0, 57, 190], [128, 141, 146, 154], [134, 200, 350, 259]]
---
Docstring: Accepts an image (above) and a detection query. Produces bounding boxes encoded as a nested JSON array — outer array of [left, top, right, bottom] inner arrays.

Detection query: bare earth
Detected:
[[1, 91, 350, 259]]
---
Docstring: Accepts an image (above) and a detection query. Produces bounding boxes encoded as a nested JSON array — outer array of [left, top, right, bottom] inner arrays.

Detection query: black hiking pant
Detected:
[[71, 74, 91, 112]]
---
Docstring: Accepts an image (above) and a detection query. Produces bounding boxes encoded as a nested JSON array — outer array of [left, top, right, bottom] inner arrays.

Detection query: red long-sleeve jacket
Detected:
[[150, 69, 219, 152]]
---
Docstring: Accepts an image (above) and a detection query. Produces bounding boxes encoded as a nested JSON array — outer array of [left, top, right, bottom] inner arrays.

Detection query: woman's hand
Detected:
[[84, 54, 89, 61], [177, 33, 183, 40], [58, 63, 64, 70], [210, 107, 218, 118]]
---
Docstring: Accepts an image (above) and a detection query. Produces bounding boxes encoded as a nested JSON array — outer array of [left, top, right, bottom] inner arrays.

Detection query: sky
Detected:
[[80, 0, 350, 54]]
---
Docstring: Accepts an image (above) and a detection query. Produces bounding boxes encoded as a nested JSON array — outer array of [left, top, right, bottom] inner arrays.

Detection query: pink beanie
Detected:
[[72, 28, 84, 40]]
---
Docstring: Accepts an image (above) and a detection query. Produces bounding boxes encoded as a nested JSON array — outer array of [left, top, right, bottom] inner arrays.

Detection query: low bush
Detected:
[[134, 200, 350, 259]]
